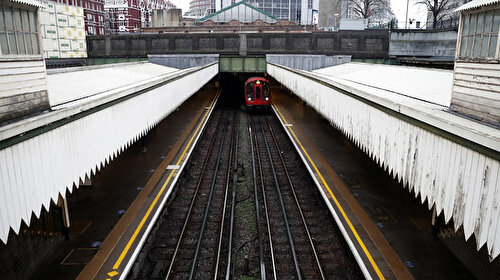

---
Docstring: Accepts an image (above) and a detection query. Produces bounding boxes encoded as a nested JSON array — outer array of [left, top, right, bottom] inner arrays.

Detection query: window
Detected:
[[255, 85, 261, 100], [263, 82, 270, 100], [0, 5, 39, 56], [459, 8, 500, 59], [246, 82, 254, 101]]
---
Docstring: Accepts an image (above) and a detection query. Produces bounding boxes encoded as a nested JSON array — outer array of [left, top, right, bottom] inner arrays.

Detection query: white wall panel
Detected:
[[0, 63, 217, 244], [268, 63, 500, 260]]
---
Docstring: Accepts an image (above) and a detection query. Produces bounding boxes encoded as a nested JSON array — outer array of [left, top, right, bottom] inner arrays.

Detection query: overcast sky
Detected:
[[392, 0, 429, 28], [170, 0, 430, 28], [170, 0, 189, 12]]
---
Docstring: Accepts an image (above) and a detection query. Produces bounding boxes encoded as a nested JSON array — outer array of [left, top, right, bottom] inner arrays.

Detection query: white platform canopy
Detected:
[[268, 62, 500, 260], [0, 62, 218, 244]]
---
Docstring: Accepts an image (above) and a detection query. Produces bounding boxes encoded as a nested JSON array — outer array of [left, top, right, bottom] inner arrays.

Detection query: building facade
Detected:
[[339, 0, 393, 29], [151, 8, 181, 27], [0, 0, 50, 122], [368, 5, 395, 28], [47, 0, 105, 35], [39, 1, 87, 58], [140, 0, 176, 28], [82, 0, 106, 34], [188, 0, 318, 25], [188, 0, 210, 17], [105, 0, 141, 33], [318, 0, 340, 30], [452, 0, 500, 125]]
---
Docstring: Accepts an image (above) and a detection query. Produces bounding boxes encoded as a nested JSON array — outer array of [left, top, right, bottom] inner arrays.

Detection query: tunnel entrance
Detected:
[[219, 55, 266, 73]]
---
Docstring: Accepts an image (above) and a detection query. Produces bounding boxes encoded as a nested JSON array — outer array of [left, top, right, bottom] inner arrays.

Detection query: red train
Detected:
[[244, 77, 271, 107]]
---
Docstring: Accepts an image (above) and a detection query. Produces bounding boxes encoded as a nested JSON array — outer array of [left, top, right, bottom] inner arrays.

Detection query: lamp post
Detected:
[[333, 13, 339, 31], [405, 0, 410, 29]]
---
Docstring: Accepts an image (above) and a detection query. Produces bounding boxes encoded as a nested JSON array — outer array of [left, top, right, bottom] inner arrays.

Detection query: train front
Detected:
[[245, 77, 271, 107]]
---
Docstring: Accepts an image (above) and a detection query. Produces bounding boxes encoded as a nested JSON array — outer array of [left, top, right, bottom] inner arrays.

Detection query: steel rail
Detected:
[[258, 117, 302, 280], [252, 115, 278, 280], [188, 110, 233, 279], [214, 110, 237, 280], [164, 108, 227, 280], [266, 116, 326, 280], [225, 115, 239, 280], [248, 115, 267, 280]]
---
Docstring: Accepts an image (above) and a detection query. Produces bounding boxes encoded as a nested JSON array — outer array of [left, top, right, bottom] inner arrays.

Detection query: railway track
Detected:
[[130, 90, 362, 279], [130, 99, 240, 279], [248, 114, 362, 280]]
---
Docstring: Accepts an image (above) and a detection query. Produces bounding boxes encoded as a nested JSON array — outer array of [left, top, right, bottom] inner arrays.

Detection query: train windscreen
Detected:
[[246, 82, 254, 101], [256, 86, 261, 99], [263, 82, 270, 100]]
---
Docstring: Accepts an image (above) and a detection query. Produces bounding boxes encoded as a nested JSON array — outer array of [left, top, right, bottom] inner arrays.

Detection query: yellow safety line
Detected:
[[273, 103, 385, 280], [112, 92, 219, 271]]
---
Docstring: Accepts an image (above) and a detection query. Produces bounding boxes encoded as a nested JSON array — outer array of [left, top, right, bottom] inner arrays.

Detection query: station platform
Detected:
[[63, 85, 475, 280], [30, 85, 218, 280], [77, 88, 219, 280], [2, 61, 489, 279], [270, 88, 474, 279]]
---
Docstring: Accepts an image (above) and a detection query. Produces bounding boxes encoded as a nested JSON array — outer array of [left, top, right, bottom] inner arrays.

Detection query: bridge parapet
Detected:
[[148, 54, 219, 69], [86, 30, 389, 58], [267, 62, 500, 260], [266, 54, 351, 71]]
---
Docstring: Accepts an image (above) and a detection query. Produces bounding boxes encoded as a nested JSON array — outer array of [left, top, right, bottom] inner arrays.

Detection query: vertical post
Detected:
[[405, 0, 410, 29], [58, 195, 71, 240], [311, 7, 313, 31]]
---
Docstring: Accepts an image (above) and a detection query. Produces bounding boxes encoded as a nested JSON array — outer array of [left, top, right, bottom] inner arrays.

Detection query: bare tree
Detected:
[[347, 0, 390, 19], [416, 0, 451, 29]]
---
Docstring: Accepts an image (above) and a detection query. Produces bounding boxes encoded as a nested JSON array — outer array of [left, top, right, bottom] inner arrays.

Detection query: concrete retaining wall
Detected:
[[148, 54, 219, 69], [266, 54, 351, 70], [389, 28, 458, 57]]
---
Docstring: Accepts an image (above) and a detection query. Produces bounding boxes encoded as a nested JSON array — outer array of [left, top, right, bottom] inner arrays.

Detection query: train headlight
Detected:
[[265, 97, 269, 100], [248, 98, 252, 101]]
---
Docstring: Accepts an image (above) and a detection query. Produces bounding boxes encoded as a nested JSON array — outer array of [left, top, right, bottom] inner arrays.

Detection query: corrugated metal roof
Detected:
[[0, 62, 219, 246], [47, 62, 178, 107], [455, 0, 500, 12], [9, 0, 43, 7]]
